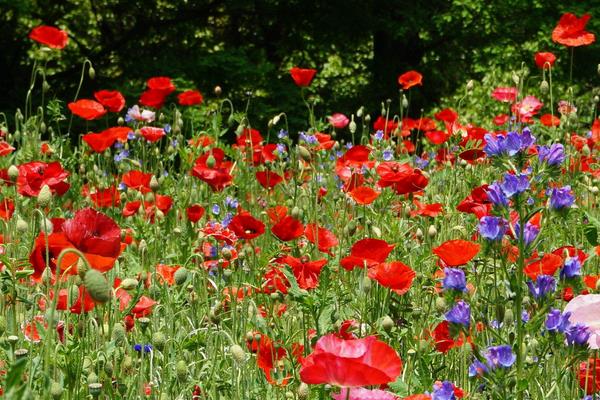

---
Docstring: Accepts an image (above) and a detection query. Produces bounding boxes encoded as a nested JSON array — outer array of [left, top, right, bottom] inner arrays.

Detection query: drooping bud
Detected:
[[381, 315, 395, 331], [174, 267, 189, 285], [540, 80, 549, 94], [230, 344, 246, 364], [88, 66, 96, 80], [7, 165, 18, 182], [427, 225, 437, 238], [84, 269, 111, 304], [214, 86, 222, 96]]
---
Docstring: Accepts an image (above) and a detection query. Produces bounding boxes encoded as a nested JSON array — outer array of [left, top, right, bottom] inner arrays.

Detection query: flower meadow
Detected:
[[0, 11, 600, 400]]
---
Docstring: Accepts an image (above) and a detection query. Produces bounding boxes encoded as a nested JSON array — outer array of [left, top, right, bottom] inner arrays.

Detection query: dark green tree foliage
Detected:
[[1, 0, 599, 130]]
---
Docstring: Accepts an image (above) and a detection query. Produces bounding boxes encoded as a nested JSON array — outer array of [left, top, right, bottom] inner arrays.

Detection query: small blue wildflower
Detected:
[[545, 309, 571, 333], [211, 204, 221, 215], [478, 216, 507, 241], [445, 300, 470, 327], [549, 186, 575, 210], [526, 275, 556, 299], [374, 130, 384, 141], [468, 359, 489, 378], [560, 257, 582, 280], [442, 268, 467, 292], [565, 323, 591, 346], [484, 345, 516, 369], [432, 381, 456, 400]]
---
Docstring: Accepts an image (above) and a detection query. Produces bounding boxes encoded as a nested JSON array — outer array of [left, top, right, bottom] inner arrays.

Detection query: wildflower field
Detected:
[[1, 7, 600, 400]]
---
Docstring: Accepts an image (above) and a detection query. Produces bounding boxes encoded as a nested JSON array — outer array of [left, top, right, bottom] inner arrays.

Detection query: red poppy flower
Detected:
[[552, 13, 596, 47], [458, 149, 485, 163], [290, 67, 317, 87], [68, 99, 106, 120], [430, 321, 465, 353], [122, 170, 152, 192], [552, 246, 588, 264], [147, 76, 176, 95], [90, 186, 120, 208], [82, 126, 130, 153], [368, 261, 415, 295], [271, 215, 304, 241], [398, 70, 423, 90], [523, 253, 563, 281], [457, 184, 491, 219], [276, 255, 327, 290], [0, 142, 15, 156], [491, 87, 518, 103], [403, 395, 432, 400], [410, 200, 443, 218], [17, 161, 70, 197], [304, 223, 338, 253], [261, 265, 290, 294], [534, 52, 557, 69], [433, 240, 480, 266], [178, 90, 203, 106], [29, 26, 68, 49], [435, 108, 458, 124], [94, 90, 126, 112], [140, 127, 166, 142], [48, 286, 96, 314], [493, 114, 509, 126], [248, 333, 289, 384], [425, 130, 449, 145], [348, 186, 379, 205], [115, 287, 156, 318], [580, 358, 600, 394], [156, 264, 181, 285], [256, 170, 284, 189], [0, 198, 14, 220], [187, 204, 205, 223], [540, 114, 560, 127], [63, 208, 121, 260], [191, 148, 234, 191], [341, 238, 395, 271], [300, 334, 402, 387], [139, 89, 167, 109], [228, 213, 265, 240], [122, 201, 141, 217]]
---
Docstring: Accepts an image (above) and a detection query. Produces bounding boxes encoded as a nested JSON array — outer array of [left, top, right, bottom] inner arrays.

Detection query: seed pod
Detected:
[[84, 269, 111, 304], [112, 323, 126, 345], [16, 217, 28, 233], [503, 308, 514, 326]]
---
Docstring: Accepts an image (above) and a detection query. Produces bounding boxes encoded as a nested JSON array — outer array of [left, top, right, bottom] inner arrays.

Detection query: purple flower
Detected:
[[514, 222, 539, 246], [432, 381, 456, 400], [468, 359, 489, 377], [565, 323, 591, 346], [538, 143, 565, 166], [484, 345, 516, 369], [278, 129, 288, 139], [500, 173, 529, 198], [374, 130, 384, 141], [545, 309, 571, 333], [211, 204, 221, 215], [414, 155, 429, 168], [483, 133, 506, 157], [560, 257, 582, 280], [484, 129, 535, 157], [443, 268, 467, 292], [445, 300, 470, 327], [383, 149, 394, 161], [114, 150, 129, 162], [487, 182, 509, 208], [549, 186, 575, 210], [478, 216, 507, 241], [526, 275, 556, 299]]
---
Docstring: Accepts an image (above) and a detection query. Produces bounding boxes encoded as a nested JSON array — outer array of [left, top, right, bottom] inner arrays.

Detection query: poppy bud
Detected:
[[138, 239, 147, 253], [39, 218, 53, 235], [401, 95, 409, 109], [381, 315, 395, 331], [40, 121, 46, 134], [51, 381, 64, 399], [37, 184, 53, 207], [120, 278, 138, 291], [540, 80, 549, 94], [503, 308, 514, 326], [362, 276, 371, 292], [104, 361, 114, 376], [87, 372, 99, 384], [466, 79, 474, 92], [152, 332, 167, 350], [117, 116, 124, 126], [176, 360, 188, 381], [427, 225, 437, 238], [43, 81, 51, 93], [415, 228, 424, 241], [84, 269, 111, 304], [121, 355, 134, 373], [297, 383, 310, 399], [112, 323, 126, 345], [138, 317, 151, 332], [512, 72, 520, 86], [149, 175, 159, 192], [16, 217, 28, 233], [435, 296, 446, 312], [7, 165, 18, 182], [590, 186, 599, 194], [88, 66, 96, 80], [230, 344, 246, 364], [214, 86, 222, 96], [222, 247, 233, 260], [594, 95, 600, 104], [364, 114, 371, 123], [371, 226, 381, 238], [174, 267, 189, 285], [298, 145, 311, 161]]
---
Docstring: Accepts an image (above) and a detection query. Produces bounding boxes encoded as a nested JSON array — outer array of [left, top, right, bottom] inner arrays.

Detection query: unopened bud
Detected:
[[401, 95, 409, 109], [149, 176, 159, 192], [206, 154, 216, 168], [298, 145, 311, 161], [214, 86, 222, 96], [7, 165, 18, 181], [88, 66, 96, 80], [120, 278, 138, 291], [540, 80, 549, 94], [435, 296, 447, 312], [466, 80, 474, 92], [37, 184, 53, 207], [230, 344, 246, 364], [381, 315, 395, 331], [427, 225, 437, 238], [16, 217, 28, 233], [84, 269, 111, 304], [174, 267, 189, 285]]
